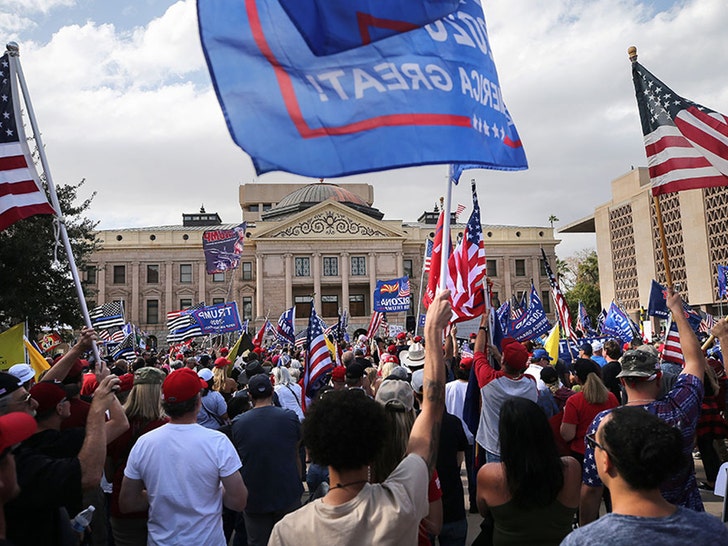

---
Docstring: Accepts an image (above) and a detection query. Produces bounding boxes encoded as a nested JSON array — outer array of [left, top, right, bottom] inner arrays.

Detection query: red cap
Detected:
[[214, 357, 229, 369], [331, 367, 346, 383], [162, 368, 207, 403], [30, 381, 67, 415], [118, 374, 135, 393], [501, 338, 530, 372], [0, 412, 37, 453], [380, 353, 399, 365], [387, 344, 397, 355], [460, 356, 474, 371], [413, 335, 422, 343], [220, 347, 229, 356], [396, 332, 406, 341], [175, 353, 184, 361]]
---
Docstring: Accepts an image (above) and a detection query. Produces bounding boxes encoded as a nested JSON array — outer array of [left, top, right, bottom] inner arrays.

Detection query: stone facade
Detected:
[[86, 182, 559, 343]]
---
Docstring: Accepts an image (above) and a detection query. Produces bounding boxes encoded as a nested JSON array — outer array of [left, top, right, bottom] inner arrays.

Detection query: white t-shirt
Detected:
[[125, 423, 242, 546], [445, 379, 474, 444], [274, 383, 305, 422], [524, 363, 549, 391], [269, 454, 429, 546]]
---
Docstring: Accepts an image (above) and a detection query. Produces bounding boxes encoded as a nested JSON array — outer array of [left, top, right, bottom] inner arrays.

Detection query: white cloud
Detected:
[[3, 0, 75, 13], [7, 0, 728, 259]]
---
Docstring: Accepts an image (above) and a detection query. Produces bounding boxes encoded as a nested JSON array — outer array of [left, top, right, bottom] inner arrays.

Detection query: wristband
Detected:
[[479, 326, 488, 332]]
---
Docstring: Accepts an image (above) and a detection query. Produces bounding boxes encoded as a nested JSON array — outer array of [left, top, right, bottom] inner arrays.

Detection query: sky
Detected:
[[2, 0, 726, 258]]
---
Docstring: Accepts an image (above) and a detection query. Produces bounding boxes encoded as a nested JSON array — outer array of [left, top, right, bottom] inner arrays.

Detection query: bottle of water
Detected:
[[71, 505, 95, 533]]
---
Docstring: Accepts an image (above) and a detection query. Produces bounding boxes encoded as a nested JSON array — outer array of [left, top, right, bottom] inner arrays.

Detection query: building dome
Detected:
[[262, 182, 383, 220]]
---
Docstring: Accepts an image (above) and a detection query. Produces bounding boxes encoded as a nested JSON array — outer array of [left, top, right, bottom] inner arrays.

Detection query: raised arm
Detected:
[[666, 288, 705, 379], [78, 374, 120, 489], [406, 290, 451, 474], [43, 327, 97, 382], [711, 319, 728, 375]]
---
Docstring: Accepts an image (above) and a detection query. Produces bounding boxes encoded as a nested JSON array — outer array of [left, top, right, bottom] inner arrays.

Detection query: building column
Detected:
[[396, 252, 403, 278], [341, 252, 350, 313], [131, 261, 140, 323], [285, 254, 293, 309], [256, 253, 264, 319], [97, 262, 106, 303], [198, 262, 206, 304], [313, 252, 322, 312], [368, 252, 377, 313], [531, 255, 541, 290], [165, 262, 173, 313], [504, 257, 513, 298]]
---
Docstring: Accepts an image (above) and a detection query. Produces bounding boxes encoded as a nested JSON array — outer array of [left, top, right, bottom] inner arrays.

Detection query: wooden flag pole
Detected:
[[653, 195, 673, 288], [8, 42, 102, 365]]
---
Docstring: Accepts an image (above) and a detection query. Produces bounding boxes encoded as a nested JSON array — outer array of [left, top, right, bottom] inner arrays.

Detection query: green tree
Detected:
[[548, 214, 559, 228], [563, 249, 601, 329], [0, 180, 98, 338]]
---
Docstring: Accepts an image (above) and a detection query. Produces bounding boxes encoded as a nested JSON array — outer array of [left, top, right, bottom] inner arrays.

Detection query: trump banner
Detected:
[[202, 223, 247, 275], [198, 0, 527, 177], [374, 276, 411, 313], [189, 302, 243, 335]]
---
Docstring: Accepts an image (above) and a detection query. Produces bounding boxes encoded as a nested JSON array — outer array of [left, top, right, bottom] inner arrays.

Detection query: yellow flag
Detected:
[[325, 336, 336, 358], [0, 323, 25, 371], [24, 337, 51, 381], [544, 323, 560, 364], [227, 334, 243, 364]]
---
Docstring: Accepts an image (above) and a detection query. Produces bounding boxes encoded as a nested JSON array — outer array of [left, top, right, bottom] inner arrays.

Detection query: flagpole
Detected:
[[7, 42, 102, 365], [439, 176, 453, 292], [415, 237, 430, 337]]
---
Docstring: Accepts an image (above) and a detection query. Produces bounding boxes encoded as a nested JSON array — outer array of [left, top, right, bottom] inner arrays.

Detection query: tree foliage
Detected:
[[0, 180, 98, 337], [563, 249, 601, 327]]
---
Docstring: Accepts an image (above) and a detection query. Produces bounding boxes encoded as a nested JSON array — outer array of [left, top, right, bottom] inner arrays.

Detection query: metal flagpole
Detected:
[[414, 237, 430, 337], [439, 175, 453, 292], [7, 42, 102, 364]]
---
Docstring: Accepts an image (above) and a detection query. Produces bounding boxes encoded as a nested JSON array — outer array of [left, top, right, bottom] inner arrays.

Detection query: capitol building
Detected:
[[86, 181, 559, 346]]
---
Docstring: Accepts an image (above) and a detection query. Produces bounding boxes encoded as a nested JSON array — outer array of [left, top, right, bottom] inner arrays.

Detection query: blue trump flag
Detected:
[[197, 0, 527, 177], [507, 285, 551, 342], [276, 307, 296, 345], [202, 222, 247, 274], [279, 0, 459, 56], [189, 302, 243, 335], [602, 302, 638, 344], [647, 279, 669, 319]]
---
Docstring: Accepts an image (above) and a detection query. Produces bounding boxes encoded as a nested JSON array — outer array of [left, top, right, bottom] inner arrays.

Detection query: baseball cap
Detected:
[[331, 367, 346, 383], [532, 348, 552, 361], [0, 412, 37, 454], [219, 347, 229, 356], [134, 366, 165, 386], [460, 356, 473, 371], [396, 332, 407, 341], [0, 373, 22, 400], [198, 368, 214, 382], [162, 368, 207, 403], [411, 369, 424, 394], [118, 374, 135, 393], [375, 379, 414, 412], [501, 338, 529, 372], [346, 361, 367, 380], [591, 340, 604, 352], [8, 364, 34, 385], [214, 357, 229, 369], [617, 347, 661, 380], [248, 374, 273, 399], [29, 381, 67, 415]]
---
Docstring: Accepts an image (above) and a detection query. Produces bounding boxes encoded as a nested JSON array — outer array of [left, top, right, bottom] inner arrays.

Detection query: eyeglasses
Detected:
[[12, 392, 32, 406], [585, 433, 612, 459]]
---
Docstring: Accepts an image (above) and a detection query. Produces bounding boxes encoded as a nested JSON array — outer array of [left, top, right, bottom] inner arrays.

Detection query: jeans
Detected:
[[485, 450, 501, 463], [437, 518, 467, 546]]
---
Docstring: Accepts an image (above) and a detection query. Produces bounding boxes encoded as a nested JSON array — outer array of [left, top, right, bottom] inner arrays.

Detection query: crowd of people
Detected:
[[0, 287, 727, 545]]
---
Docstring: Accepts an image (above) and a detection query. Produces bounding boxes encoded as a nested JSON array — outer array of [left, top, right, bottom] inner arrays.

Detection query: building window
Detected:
[[212, 272, 225, 282], [180, 298, 192, 309], [486, 259, 497, 277], [542, 291, 551, 314], [242, 297, 253, 319], [180, 264, 193, 283], [85, 266, 97, 284], [349, 294, 365, 316], [212, 297, 225, 305], [323, 257, 339, 276], [248, 204, 259, 212], [295, 296, 311, 318], [322, 295, 338, 317], [146, 264, 159, 284], [491, 291, 500, 308], [146, 300, 159, 324], [515, 259, 526, 277], [403, 259, 413, 279], [242, 261, 253, 281], [295, 257, 310, 277], [540, 259, 549, 277], [263, 203, 272, 211], [351, 256, 366, 276], [113, 265, 125, 284]]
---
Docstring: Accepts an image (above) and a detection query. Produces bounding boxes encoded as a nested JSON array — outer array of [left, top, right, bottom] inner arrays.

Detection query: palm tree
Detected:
[[548, 214, 559, 228]]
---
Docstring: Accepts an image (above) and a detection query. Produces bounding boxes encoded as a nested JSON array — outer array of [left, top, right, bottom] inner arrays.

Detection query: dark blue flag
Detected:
[[647, 279, 670, 319], [373, 276, 411, 312], [507, 284, 551, 341], [202, 222, 247, 274], [602, 302, 638, 344], [719, 265, 728, 299], [278, 0, 459, 56], [276, 307, 297, 345], [198, 0, 527, 177]]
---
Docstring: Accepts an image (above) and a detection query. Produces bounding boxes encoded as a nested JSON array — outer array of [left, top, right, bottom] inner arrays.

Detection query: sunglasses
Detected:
[[12, 392, 32, 406], [622, 352, 650, 363]]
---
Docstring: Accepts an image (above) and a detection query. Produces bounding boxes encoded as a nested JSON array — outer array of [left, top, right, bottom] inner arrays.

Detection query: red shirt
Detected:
[[418, 470, 442, 546], [562, 391, 618, 454]]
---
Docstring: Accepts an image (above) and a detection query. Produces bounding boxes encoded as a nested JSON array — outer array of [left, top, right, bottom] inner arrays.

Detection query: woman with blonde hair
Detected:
[[107, 366, 168, 545], [560, 358, 619, 467], [212, 357, 237, 401]]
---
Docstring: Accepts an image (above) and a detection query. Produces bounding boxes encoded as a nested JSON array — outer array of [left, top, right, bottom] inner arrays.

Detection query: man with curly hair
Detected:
[[269, 291, 452, 545]]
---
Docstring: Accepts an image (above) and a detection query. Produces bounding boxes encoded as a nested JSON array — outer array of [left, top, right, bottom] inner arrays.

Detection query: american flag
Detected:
[[90, 302, 126, 330], [111, 333, 135, 361], [447, 181, 485, 321], [455, 203, 467, 218], [423, 238, 434, 273], [252, 318, 271, 347], [541, 248, 576, 340], [304, 304, 333, 398], [366, 311, 384, 339], [166, 303, 204, 343], [577, 301, 595, 336], [0, 54, 55, 231], [699, 312, 716, 334], [631, 57, 728, 196], [422, 209, 451, 309], [661, 317, 683, 366]]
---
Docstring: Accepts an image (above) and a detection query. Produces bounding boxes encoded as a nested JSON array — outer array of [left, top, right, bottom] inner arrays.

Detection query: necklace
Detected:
[[626, 398, 655, 405], [330, 479, 368, 490]]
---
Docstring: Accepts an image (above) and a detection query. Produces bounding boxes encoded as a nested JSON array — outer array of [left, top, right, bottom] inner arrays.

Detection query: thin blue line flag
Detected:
[[197, 0, 528, 177]]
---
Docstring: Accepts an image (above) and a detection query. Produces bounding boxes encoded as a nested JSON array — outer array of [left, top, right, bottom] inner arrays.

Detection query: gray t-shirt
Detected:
[[560, 506, 728, 545]]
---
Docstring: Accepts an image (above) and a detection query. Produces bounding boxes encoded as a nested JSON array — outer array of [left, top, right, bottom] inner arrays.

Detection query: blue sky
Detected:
[[2, 0, 726, 258]]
